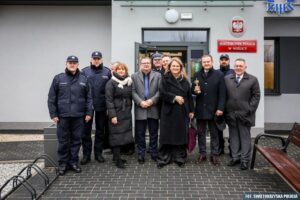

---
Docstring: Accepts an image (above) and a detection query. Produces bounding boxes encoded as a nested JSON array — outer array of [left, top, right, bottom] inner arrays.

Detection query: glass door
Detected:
[[135, 43, 208, 80], [187, 46, 207, 80], [134, 42, 157, 71]]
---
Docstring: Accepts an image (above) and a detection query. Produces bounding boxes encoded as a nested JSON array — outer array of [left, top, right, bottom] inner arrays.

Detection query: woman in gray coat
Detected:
[[105, 63, 134, 169]]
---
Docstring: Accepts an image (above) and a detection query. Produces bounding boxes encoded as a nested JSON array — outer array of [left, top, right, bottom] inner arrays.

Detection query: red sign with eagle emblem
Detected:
[[217, 40, 257, 53]]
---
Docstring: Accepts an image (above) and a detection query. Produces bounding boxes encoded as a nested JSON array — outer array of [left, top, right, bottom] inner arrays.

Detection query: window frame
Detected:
[[142, 28, 209, 44]]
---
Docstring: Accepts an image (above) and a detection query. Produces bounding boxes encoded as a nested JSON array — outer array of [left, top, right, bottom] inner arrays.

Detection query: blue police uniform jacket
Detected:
[[81, 64, 111, 112], [48, 68, 93, 118], [218, 65, 234, 76]]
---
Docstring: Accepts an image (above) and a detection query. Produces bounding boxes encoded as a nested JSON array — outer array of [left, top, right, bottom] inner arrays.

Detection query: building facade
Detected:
[[0, 0, 299, 133]]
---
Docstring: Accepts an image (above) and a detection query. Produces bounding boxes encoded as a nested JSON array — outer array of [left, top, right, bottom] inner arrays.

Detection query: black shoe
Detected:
[[151, 156, 157, 162], [112, 158, 127, 164], [157, 163, 164, 169], [122, 149, 135, 156], [58, 166, 67, 176], [80, 156, 91, 165], [219, 150, 225, 156], [95, 154, 105, 163], [115, 160, 125, 169], [240, 162, 249, 170], [138, 155, 145, 164], [177, 163, 185, 168], [68, 164, 81, 173], [227, 159, 240, 167]]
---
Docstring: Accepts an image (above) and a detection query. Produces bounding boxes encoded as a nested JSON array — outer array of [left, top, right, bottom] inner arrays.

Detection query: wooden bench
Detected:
[[250, 123, 300, 192]]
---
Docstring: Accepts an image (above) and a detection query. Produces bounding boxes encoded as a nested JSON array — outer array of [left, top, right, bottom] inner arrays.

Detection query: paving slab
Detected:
[[1, 135, 299, 200]]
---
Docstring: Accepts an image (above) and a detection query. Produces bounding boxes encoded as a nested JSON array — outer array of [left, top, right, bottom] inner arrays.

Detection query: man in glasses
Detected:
[[132, 57, 161, 164]]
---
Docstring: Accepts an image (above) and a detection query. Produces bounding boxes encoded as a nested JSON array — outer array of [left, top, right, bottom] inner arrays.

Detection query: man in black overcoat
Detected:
[[191, 54, 226, 166]]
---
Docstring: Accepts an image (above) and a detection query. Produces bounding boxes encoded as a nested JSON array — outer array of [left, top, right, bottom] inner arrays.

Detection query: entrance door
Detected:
[[145, 46, 188, 67], [135, 43, 207, 80], [134, 42, 157, 71], [187, 46, 207, 79]]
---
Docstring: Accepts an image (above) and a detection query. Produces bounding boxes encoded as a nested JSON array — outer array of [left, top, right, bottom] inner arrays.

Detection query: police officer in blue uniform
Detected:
[[48, 55, 93, 175], [80, 51, 111, 165], [151, 53, 164, 74]]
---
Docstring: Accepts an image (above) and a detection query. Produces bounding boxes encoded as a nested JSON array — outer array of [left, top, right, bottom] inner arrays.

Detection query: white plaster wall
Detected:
[[112, 1, 265, 128], [0, 6, 111, 122], [265, 94, 300, 123]]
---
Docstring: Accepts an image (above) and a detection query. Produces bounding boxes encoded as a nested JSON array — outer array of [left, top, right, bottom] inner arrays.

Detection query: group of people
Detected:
[[47, 51, 260, 176]]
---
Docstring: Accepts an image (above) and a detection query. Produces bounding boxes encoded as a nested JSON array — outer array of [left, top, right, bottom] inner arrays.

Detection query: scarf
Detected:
[[112, 73, 132, 89]]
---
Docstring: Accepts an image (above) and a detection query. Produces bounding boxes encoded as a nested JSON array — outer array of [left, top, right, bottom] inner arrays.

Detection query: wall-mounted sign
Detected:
[[180, 13, 193, 20], [229, 16, 245, 38], [218, 40, 257, 53], [266, 0, 295, 15]]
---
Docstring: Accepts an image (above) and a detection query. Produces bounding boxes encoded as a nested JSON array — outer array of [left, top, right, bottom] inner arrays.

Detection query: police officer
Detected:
[[151, 53, 164, 74], [48, 55, 93, 175], [81, 51, 111, 165]]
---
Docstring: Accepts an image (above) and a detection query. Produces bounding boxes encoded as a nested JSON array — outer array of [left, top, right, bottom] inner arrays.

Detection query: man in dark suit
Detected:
[[191, 54, 226, 166], [224, 58, 260, 170]]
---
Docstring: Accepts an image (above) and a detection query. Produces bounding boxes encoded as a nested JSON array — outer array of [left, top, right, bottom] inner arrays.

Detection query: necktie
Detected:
[[204, 71, 208, 78], [144, 75, 149, 100], [236, 76, 240, 83]]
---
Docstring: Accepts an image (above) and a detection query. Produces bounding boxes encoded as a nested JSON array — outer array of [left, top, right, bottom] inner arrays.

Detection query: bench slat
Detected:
[[290, 124, 300, 148], [256, 145, 300, 192]]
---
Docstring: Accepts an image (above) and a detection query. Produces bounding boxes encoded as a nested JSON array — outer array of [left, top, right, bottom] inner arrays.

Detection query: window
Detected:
[[143, 29, 208, 43], [264, 38, 280, 95]]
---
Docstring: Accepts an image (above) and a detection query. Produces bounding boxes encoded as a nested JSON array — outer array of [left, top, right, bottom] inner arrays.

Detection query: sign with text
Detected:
[[218, 40, 257, 53]]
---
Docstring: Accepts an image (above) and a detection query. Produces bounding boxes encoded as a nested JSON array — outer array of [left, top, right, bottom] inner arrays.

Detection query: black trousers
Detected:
[[112, 146, 121, 161], [57, 117, 84, 167], [157, 144, 187, 166], [135, 118, 159, 157], [81, 111, 108, 157], [197, 119, 219, 156], [218, 129, 225, 153]]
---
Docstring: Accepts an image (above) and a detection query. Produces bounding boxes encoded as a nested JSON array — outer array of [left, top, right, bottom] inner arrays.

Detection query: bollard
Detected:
[[43, 124, 58, 167]]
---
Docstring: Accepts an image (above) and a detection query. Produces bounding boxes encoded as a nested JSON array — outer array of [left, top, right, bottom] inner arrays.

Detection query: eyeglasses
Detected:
[[141, 62, 151, 65]]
